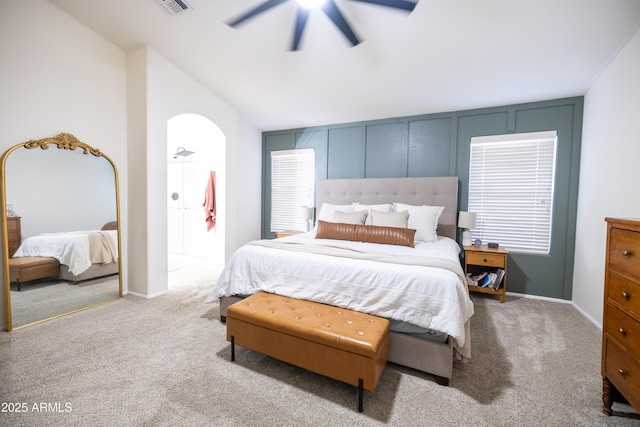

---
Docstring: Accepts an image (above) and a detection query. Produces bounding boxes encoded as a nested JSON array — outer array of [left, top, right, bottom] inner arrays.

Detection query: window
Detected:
[[270, 148, 315, 232], [468, 131, 557, 254]]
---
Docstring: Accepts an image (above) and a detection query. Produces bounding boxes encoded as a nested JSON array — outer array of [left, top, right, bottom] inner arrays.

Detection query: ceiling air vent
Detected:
[[155, 0, 192, 16]]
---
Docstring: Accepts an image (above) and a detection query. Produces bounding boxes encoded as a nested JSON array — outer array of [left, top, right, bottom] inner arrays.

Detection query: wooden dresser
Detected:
[[602, 218, 640, 415], [6, 216, 21, 257]]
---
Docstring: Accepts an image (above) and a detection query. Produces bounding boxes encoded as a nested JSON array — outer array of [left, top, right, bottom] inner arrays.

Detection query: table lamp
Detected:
[[458, 211, 477, 246], [301, 206, 314, 231]]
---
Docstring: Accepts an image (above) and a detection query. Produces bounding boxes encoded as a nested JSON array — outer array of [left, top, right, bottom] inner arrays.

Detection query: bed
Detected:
[[12, 221, 119, 282], [209, 176, 473, 385]]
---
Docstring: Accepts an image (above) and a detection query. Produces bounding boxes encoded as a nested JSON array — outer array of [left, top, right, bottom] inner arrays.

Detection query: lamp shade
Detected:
[[301, 206, 314, 220], [458, 211, 477, 230]]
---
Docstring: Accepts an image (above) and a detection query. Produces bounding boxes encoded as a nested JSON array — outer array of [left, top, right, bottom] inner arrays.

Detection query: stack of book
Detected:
[[466, 269, 505, 290]]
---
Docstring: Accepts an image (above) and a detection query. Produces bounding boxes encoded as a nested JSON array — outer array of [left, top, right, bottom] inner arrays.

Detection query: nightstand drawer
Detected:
[[609, 228, 640, 279], [605, 304, 640, 357], [466, 251, 505, 268]]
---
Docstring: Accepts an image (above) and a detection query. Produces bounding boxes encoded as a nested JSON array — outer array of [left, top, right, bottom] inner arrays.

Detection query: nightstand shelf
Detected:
[[463, 245, 508, 303]]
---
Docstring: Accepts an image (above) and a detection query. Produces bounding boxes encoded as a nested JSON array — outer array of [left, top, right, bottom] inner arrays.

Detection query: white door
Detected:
[[168, 162, 213, 259]]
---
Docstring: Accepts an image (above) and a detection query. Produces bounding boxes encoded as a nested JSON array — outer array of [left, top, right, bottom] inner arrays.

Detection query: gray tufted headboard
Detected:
[[316, 176, 459, 240]]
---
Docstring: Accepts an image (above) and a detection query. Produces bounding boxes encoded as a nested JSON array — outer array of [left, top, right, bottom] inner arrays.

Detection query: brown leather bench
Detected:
[[9, 257, 60, 291], [226, 291, 390, 412]]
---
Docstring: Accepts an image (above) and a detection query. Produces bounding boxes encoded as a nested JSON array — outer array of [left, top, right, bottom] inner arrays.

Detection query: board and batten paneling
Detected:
[[262, 97, 583, 300], [408, 117, 453, 177], [365, 122, 407, 178], [327, 126, 364, 179]]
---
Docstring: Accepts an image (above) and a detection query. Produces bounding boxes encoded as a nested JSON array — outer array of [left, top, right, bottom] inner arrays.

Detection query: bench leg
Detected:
[[17, 280, 21, 292], [358, 378, 363, 412], [230, 335, 235, 362]]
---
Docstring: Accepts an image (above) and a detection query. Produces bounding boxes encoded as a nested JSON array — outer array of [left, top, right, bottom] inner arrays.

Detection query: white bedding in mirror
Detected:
[[13, 230, 118, 275]]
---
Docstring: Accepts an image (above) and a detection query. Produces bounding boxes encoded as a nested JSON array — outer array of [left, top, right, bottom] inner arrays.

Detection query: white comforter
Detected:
[[208, 232, 474, 359], [13, 230, 118, 276]]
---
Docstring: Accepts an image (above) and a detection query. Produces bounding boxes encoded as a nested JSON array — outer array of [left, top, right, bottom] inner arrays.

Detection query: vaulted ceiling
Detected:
[[48, 0, 640, 131]]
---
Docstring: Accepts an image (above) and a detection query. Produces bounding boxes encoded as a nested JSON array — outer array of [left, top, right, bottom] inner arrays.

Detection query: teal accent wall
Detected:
[[262, 97, 583, 300]]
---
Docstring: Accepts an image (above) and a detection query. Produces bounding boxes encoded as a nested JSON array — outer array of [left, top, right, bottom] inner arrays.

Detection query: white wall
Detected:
[[0, 0, 263, 329], [0, 0, 128, 329], [127, 47, 262, 298], [232, 114, 263, 247], [572, 26, 640, 326], [129, 47, 238, 297]]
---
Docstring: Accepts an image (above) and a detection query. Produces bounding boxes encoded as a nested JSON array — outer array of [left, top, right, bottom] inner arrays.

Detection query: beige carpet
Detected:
[[0, 283, 638, 426]]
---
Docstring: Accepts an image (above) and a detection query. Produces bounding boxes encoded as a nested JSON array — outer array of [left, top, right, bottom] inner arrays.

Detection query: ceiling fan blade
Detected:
[[322, 0, 360, 47], [291, 8, 311, 51], [226, 0, 290, 27], [347, 0, 417, 12]]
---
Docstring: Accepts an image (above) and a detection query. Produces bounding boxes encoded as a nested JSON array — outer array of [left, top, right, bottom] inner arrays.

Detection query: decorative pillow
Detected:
[[315, 220, 416, 247], [334, 210, 368, 225], [393, 202, 444, 242], [101, 221, 118, 230], [370, 210, 409, 228], [316, 203, 355, 223], [353, 203, 393, 225]]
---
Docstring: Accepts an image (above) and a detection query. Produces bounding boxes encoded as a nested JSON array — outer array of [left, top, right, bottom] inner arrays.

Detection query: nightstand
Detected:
[[275, 230, 303, 238], [463, 245, 508, 303]]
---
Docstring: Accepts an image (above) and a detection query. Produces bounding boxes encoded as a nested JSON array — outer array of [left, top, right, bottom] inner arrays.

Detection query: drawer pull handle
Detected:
[[622, 292, 630, 300], [618, 328, 627, 337], [618, 369, 627, 377], [622, 250, 632, 257]]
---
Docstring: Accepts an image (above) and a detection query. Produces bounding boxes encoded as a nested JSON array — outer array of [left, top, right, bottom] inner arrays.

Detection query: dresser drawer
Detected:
[[605, 304, 640, 357], [6, 217, 20, 232], [609, 228, 640, 279], [608, 271, 640, 318], [604, 339, 640, 409], [466, 252, 505, 268]]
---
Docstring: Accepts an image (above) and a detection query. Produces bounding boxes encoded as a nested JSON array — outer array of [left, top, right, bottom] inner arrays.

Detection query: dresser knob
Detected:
[[618, 369, 627, 377], [622, 249, 632, 257], [622, 292, 630, 300], [619, 328, 627, 337], [483, 259, 488, 263]]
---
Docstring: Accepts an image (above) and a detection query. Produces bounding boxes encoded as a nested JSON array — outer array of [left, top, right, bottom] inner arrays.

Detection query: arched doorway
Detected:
[[166, 113, 226, 289]]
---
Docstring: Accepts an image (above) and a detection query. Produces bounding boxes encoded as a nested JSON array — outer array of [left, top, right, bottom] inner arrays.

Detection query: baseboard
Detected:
[[127, 290, 168, 299], [570, 301, 602, 330], [506, 291, 602, 330]]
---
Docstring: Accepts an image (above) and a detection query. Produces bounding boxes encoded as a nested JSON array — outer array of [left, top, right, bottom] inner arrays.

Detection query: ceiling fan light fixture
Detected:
[[227, 0, 417, 51], [296, 0, 327, 9]]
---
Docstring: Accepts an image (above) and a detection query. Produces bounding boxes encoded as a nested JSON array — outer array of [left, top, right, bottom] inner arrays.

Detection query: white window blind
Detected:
[[468, 131, 557, 254], [271, 148, 315, 232]]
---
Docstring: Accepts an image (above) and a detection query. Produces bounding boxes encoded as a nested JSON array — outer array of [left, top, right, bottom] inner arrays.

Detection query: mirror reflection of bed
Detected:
[[1, 133, 123, 330]]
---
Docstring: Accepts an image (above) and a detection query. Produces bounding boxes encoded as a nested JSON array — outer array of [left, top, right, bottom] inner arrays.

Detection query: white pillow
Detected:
[[393, 202, 444, 242], [334, 210, 368, 225], [370, 210, 409, 228], [316, 203, 355, 223], [354, 203, 392, 225]]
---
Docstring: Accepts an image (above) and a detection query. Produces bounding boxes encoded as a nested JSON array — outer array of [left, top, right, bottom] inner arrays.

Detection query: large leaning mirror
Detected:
[[1, 133, 122, 331]]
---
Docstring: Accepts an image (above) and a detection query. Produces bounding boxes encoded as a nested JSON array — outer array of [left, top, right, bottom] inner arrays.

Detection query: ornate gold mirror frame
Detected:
[[1, 133, 123, 331]]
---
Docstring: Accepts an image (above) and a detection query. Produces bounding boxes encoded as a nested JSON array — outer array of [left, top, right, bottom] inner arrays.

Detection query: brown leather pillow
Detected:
[[315, 220, 416, 248], [101, 221, 118, 230]]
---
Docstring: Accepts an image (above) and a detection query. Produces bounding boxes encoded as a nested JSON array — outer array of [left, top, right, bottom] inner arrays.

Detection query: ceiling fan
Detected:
[[226, 0, 418, 51]]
